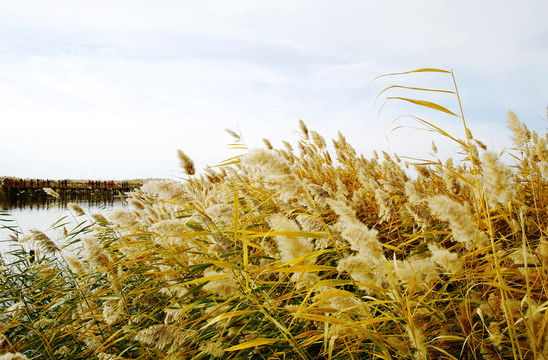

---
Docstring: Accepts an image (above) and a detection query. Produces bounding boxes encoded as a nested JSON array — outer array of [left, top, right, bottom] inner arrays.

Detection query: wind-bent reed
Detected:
[[1, 70, 548, 360]]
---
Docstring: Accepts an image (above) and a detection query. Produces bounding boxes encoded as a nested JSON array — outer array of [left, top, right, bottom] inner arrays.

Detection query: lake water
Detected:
[[0, 196, 127, 263]]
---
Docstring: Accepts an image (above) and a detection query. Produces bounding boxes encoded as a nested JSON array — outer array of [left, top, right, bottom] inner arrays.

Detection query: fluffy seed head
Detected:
[[481, 151, 515, 207], [202, 268, 238, 298], [282, 140, 293, 152], [102, 299, 123, 325], [299, 119, 309, 139], [0, 334, 10, 351], [141, 179, 190, 202], [96, 353, 125, 360], [108, 209, 140, 227], [310, 130, 326, 148], [43, 188, 59, 198], [427, 195, 487, 250], [406, 324, 427, 360], [21, 229, 59, 254], [64, 253, 86, 276], [128, 198, 145, 210], [68, 203, 86, 216], [200, 341, 225, 357], [0, 353, 30, 360], [224, 128, 241, 141], [177, 149, 196, 175], [507, 110, 531, 148], [268, 214, 314, 264], [134, 324, 186, 350], [428, 244, 462, 273], [5, 302, 24, 318], [262, 138, 273, 150], [81, 236, 111, 269], [91, 213, 109, 226]]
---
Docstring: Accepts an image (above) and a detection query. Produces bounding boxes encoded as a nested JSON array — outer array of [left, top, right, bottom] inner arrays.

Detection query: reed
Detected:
[[1, 69, 547, 359]]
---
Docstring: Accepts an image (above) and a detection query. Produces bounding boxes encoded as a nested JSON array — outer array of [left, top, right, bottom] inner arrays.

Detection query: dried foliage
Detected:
[[2, 70, 548, 359]]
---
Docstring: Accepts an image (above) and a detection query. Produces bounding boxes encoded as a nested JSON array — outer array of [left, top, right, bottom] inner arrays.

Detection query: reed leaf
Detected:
[[387, 97, 458, 116]]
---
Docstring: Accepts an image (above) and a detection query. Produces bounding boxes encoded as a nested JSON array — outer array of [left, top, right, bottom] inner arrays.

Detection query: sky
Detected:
[[0, 1, 547, 180]]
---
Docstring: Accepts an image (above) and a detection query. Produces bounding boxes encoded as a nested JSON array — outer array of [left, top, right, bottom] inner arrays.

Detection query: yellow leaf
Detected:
[[208, 259, 241, 270], [377, 84, 455, 100], [244, 230, 326, 239], [179, 274, 227, 287], [294, 331, 322, 339], [300, 334, 324, 347], [374, 68, 451, 81], [283, 249, 329, 266], [202, 310, 257, 329], [431, 335, 465, 342], [242, 241, 265, 251], [387, 97, 458, 116], [311, 288, 357, 300], [353, 316, 395, 326], [394, 67, 451, 74], [225, 338, 279, 351], [380, 243, 401, 252], [293, 313, 349, 325], [253, 265, 334, 274]]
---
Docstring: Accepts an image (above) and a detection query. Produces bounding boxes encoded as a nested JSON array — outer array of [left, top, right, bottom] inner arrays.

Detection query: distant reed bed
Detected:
[[1, 69, 548, 359]]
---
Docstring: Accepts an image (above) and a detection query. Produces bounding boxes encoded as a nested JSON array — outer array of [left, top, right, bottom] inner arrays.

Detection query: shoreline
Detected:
[[0, 177, 146, 191]]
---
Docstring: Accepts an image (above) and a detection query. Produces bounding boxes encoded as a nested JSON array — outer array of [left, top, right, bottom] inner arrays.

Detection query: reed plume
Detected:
[[177, 149, 196, 176]]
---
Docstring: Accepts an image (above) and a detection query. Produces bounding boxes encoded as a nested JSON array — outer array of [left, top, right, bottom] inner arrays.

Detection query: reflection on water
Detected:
[[1, 188, 124, 211], [0, 190, 127, 263]]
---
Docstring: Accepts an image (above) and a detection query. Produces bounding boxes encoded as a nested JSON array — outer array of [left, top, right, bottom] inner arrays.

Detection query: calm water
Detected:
[[0, 196, 127, 262]]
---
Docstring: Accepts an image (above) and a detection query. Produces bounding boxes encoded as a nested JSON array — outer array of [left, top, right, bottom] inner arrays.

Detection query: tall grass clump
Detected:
[[1, 69, 548, 359]]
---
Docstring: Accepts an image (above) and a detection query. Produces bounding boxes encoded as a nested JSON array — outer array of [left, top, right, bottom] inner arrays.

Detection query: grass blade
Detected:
[[387, 97, 458, 116]]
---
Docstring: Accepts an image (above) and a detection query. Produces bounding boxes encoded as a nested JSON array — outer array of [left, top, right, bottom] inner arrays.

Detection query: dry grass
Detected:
[[1, 69, 548, 359]]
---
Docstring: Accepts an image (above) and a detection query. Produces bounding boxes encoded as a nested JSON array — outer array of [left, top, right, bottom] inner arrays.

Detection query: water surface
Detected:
[[0, 195, 127, 263]]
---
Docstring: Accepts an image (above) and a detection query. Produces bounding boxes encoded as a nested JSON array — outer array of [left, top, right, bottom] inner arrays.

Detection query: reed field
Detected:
[[2, 69, 548, 359]]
